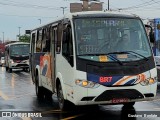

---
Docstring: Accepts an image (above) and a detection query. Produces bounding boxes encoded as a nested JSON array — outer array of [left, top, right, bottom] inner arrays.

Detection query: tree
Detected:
[[19, 35, 30, 43]]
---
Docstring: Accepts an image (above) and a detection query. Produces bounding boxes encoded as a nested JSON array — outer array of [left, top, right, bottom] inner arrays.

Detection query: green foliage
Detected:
[[19, 35, 30, 43]]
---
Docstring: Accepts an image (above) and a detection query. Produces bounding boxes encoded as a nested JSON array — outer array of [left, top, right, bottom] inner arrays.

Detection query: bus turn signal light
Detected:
[[149, 78, 155, 84], [75, 80, 100, 88], [140, 78, 156, 86]]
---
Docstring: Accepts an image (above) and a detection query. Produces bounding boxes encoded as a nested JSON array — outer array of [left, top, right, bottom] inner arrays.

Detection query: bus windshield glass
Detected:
[[74, 18, 151, 62], [10, 44, 30, 56]]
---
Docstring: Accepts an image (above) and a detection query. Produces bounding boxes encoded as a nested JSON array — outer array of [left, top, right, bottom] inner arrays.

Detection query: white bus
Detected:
[[5, 42, 30, 72], [30, 11, 157, 110]]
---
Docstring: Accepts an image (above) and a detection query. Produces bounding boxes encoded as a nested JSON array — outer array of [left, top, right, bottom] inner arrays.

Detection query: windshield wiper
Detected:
[[78, 54, 123, 65], [106, 51, 149, 61], [127, 51, 149, 61], [78, 54, 95, 56], [106, 54, 123, 65]]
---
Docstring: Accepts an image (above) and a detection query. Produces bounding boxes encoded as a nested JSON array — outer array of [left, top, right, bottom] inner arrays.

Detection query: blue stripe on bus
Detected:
[[87, 73, 137, 86]]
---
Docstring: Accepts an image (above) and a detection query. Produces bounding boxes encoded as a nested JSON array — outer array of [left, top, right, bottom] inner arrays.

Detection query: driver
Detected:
[[117, 34, 130, 51]]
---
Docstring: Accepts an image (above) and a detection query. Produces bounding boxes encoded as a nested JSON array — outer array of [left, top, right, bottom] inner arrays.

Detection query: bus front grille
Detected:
[[95, 89, 144, 101], [16, 64, 29, 67]]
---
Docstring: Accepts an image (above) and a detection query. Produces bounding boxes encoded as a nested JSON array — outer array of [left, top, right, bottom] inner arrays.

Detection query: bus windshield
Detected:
[[10, 44, 30, 56], [74, 18, 152, 62]]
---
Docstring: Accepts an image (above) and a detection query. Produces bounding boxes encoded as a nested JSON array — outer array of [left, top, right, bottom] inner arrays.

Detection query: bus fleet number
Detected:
[[99, 77, 112, 83]]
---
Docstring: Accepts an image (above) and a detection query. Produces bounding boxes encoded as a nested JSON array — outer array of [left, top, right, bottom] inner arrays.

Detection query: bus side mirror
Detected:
[[149, 32, 155, 43], [25, 30, 31, 34], [145, 24, 155, 43]]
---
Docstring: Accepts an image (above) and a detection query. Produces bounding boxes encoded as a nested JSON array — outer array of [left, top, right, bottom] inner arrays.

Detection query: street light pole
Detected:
[[108, 0, 109, 10], [2, 32, 4, 44], [60, 7, 67, 15], [38, 19, 41, 24], [18, 27, 21, 37]]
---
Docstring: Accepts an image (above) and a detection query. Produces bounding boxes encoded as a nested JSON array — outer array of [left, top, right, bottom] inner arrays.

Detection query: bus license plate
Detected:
[[112, 98, 128, 103]]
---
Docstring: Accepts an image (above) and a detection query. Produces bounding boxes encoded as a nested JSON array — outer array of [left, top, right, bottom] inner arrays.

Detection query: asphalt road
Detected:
[[0, 66, 160, 120]]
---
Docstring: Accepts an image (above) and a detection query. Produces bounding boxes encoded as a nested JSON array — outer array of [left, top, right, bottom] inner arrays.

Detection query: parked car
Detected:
[[0, 57, 5, 66]]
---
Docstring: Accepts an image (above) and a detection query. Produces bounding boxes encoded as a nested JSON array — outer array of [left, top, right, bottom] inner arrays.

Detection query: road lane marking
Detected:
[[12, 73, 19, 77], [152, 98, 160, 101], [61, 114, 84, 120], [21, 117, 32, 120], [41, 109, 67, 114], [21, 72, 30, 76], [0, 91, 9, 100]]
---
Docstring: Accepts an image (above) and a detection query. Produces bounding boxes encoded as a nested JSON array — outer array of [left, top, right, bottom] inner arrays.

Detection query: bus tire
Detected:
[[6, 67, 8, 71], [23, 68, 29, 72], [8, 68, 12, 73], [57, 84, 73, 111], [35, 75, 44, 99], [123, 102, 135, 108], [44, 89, 53, 101]]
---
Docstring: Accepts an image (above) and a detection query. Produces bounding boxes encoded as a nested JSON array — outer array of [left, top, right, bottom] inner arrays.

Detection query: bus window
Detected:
[[31, 32, 36, 53], [36, 29, 42, 52], [62, 25, 73, 66], [42, 29, 46, 52], [41, 28, 50, 52], [56, 23, 63, 53]]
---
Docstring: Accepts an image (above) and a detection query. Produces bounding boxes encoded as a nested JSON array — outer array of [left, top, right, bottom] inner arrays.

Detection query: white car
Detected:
[[0, 57, 5, 66]]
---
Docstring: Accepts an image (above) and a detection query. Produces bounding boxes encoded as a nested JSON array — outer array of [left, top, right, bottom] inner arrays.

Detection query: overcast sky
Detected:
[[0, 0, 160, 41]]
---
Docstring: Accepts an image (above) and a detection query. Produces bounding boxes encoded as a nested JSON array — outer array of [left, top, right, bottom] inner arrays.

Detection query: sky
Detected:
[[0, 0, 160, 41]]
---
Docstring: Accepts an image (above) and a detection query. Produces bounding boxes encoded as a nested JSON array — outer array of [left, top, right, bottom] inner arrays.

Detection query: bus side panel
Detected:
[[32, 53, 45, 80], [4, 46, 9, 68], [40, 53, 53, 92]]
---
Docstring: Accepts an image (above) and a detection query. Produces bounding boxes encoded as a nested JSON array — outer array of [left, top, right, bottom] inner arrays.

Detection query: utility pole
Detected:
[[108, 0, 109, 10], [38, 19, 41, 24], [2, 32, 4, 44], [18, 27, 21, 37], [60, 7, 67, 15], [18, 27, 21, 41]]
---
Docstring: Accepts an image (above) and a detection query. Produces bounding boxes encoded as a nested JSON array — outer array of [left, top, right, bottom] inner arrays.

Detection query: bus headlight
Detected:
[[25, 60, 29, 64], [10, 60, 14, 64], [75, 80, 100, 88], [140, 77, 157, 86]]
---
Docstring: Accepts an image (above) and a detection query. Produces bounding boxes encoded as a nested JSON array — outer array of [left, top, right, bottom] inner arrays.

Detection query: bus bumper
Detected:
[[10, 63, 29, 69], [72, 82, 157, 105]]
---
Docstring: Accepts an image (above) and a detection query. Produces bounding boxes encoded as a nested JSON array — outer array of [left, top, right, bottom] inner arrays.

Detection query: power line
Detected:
[[151, 0, 160, 5], [119, 0, 160, 10], [0, 13, 54, 18], [105, 0, 160, 13], [0, 1, 62, 11]]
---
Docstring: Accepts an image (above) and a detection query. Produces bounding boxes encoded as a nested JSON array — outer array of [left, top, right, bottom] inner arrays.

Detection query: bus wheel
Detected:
[[23, 68, 29, 72], [8, 68, 12, 73], [44, 89, 53, 101], [35, 75, 44, 99], [123, 102, 135, 108], [6, 67, 8, 71], [57, 84, 72, 111]]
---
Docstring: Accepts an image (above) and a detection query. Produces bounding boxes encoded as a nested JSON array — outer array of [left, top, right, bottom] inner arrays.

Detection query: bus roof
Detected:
[[5, 42, 29, 47], [66, 11, 139, 19], [31, 11, 140, 32]]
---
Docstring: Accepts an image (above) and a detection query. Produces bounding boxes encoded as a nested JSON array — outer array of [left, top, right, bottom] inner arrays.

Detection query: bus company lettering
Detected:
[[99, 77, 112, 83]]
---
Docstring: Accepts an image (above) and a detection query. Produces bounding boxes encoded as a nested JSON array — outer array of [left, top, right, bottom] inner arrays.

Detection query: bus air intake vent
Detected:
[[144, 93, 154, 98], [81, 96, 95, 101], [95, 89, 144, 101]]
